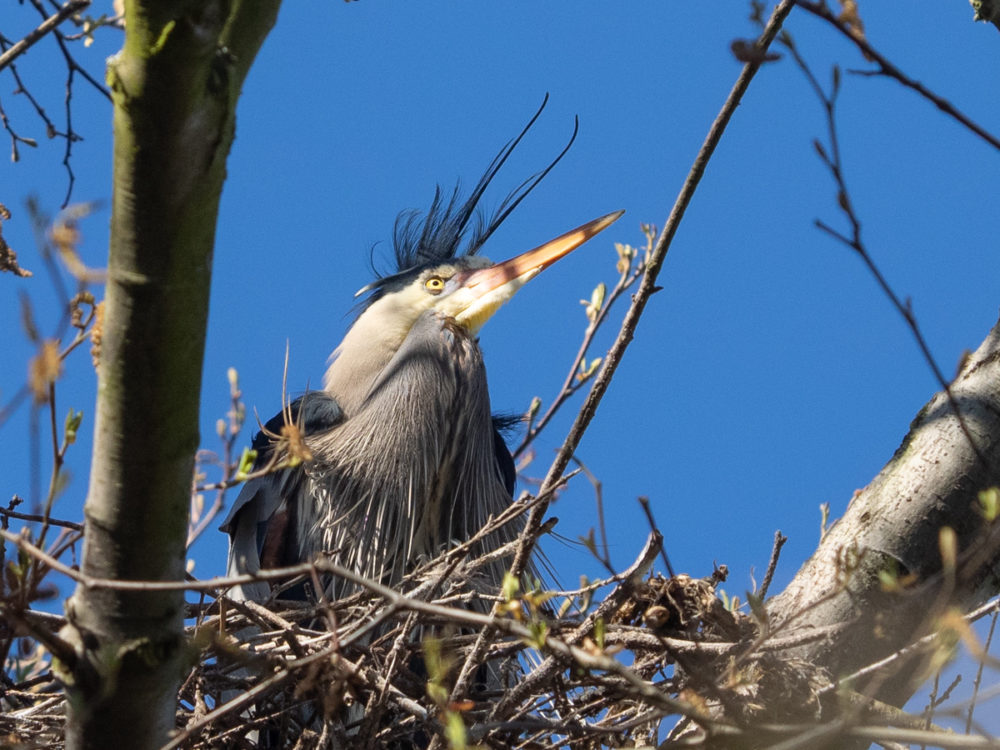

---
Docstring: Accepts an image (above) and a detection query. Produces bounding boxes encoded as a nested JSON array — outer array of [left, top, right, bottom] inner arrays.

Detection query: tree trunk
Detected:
[[58, 3, 281, 748], [768, 314, 1000, 708]]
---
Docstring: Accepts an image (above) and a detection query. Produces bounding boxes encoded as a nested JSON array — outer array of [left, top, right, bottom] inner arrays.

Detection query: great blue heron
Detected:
[[221, 116, 622, 606]]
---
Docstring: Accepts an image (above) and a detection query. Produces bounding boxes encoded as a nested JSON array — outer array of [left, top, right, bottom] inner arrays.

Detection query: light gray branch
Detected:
[[769, 314, 1000, 707]]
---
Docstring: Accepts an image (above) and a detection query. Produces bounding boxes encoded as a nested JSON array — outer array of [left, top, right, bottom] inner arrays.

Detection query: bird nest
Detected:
[[0, 524, 846, 750]]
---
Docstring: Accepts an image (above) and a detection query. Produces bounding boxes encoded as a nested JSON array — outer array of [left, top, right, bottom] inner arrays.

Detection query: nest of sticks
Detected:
[[0, 518, 846, 750]]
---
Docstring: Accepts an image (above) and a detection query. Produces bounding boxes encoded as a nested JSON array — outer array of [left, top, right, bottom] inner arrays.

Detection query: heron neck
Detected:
[[322, 299, 415, 415]]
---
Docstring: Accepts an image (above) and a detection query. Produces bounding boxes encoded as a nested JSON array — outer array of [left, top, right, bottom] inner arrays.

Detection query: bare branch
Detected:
[[759, 530, 788, 600], [0, 0, 90, 74], [781, 32, 990, 470], [792, 0, 1000, 152], [512, 0, 797, 580]]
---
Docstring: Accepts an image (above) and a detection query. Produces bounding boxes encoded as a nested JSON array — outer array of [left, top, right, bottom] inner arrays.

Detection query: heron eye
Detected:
[[424, 276, 446, 295]]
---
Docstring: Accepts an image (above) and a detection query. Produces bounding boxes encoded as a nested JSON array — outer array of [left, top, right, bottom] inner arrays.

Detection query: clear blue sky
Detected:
[[3, 1, 999, 731]]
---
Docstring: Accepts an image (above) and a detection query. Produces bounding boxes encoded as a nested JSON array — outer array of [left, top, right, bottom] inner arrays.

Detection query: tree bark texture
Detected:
[[58, 3, 281, 748], [769, 314, 1000, 707]]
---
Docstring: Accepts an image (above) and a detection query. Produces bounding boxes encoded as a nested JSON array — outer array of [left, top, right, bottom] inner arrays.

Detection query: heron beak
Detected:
[[453, 209, 625, 332]]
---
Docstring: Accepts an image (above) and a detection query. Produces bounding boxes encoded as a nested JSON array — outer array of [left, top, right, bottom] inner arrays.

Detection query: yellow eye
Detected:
[[424, 276, 445, 294]]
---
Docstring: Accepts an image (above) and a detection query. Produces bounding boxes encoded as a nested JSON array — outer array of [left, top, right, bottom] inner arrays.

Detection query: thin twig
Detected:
[[0, 508, 83, 531], [638, 495, 675, 578], [35, 381, 63, 553], [759, 530, 788, 599], [966, 605, 999, 733], [792, 0, 1000, 153], [0, 0, 90, 73], [570, 454, 613, 574], [510, 0, 796, 581], [514, 226, 652, 459]]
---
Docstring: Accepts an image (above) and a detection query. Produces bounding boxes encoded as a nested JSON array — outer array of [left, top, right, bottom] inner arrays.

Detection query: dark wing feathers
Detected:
[[222, 391, 343, 533], [221, 392, 345, 600]]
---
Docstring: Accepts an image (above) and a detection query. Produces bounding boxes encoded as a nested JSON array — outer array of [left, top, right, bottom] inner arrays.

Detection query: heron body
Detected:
[[222, 129, 622, 604], [246, 308, 516, 601]]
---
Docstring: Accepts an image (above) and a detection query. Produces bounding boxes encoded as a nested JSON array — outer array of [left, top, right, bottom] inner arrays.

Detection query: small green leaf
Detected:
[[746, 592, 767, 625], [427, 682, 447, 705], [527, 621, 548, 649], [978, 487, 999, 522], [235, 448, 257, 480], [423, 636, 444, 684], [575, 357, 602, 383], [939, 526, 957, 574], [579, 528, 597, 556], [527, 396, 541, 420], [557, 595, 574, 618], [501, 571, 520, 602], [589, 282, 606, 319], [593, 617, 606, 650], [64, 409, 83, 445], [878, 564, 900, 591], [578, 575, 593, 614], [444, 711, 468, 750]]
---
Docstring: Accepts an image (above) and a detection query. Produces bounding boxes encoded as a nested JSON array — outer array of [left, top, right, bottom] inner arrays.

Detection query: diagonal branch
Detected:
[[0, 0, 90, 74], [510, 0, 797, 579]]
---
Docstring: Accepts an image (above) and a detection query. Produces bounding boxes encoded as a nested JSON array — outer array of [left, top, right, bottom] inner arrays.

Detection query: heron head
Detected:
[[356, 210, 624, 341]]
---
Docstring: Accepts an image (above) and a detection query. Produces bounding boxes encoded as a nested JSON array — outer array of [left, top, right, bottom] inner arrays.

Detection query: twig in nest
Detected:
[[759, 530, 788, 599]]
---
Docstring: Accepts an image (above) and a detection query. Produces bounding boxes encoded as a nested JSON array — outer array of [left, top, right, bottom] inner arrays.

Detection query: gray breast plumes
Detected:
[[300, 311, 516, 599]]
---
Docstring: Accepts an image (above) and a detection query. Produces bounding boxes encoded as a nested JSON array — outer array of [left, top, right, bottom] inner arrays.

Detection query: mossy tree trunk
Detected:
[[58, 3, 281, 748]]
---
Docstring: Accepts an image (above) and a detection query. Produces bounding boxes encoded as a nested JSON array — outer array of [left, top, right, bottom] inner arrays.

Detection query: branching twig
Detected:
[[792, 0, 1000, 154], [780, 31, 990, 470], [514, 225, 653, 459], [2, 1, 111, 205], [0, 0, 90, 74], [570, 454, 614, 575]]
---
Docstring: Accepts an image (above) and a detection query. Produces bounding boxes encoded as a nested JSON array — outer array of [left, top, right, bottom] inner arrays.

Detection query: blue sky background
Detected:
[[3, 0, 999, 734]]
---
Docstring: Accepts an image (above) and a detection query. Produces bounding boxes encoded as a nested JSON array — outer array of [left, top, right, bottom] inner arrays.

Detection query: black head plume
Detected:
[[359, 94, 578, 303]]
